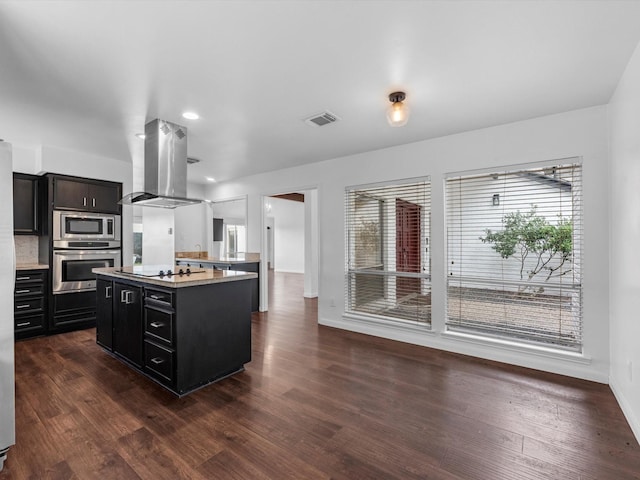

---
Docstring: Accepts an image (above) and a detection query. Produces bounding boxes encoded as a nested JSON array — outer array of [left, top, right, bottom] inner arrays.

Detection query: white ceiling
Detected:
[[1, 1, 640, 184]]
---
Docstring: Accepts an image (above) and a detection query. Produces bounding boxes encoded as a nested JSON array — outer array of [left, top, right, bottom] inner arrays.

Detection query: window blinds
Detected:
[[345, 179, 431, 325], [445, 162, 582, 350]]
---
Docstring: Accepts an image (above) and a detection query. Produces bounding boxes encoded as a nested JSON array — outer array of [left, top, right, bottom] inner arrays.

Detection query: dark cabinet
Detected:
[[229, 262, 260, 312], [144, 288, 176, 385], [15, 269, 48, 339], [96, 278, 114, 349], [13, 173, 41, 235], [113, 282, 143, 367], [175, 260, 260, 312], [51, 175, 121, 213], [50, 291, 97, 331], [95, 274, 252, 395]]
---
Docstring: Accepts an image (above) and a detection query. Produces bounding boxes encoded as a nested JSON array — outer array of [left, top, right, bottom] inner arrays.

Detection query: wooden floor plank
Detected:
[[1, 271, 639, 479]]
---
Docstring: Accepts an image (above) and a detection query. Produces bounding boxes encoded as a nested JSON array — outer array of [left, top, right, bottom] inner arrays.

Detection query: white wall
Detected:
[[207, 105, 609, 383], [269, 196, 304, 273], [141, 207, 174, 266], [174, 182, 207, 253], [608, 40, 640, 442], [304, 188, 319, 298], [11, 144, 134, 264]]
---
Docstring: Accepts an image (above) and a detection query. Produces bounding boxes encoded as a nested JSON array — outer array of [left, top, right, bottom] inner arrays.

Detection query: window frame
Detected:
[[444, 158, 583, 352], [345, 176, 432, 327]]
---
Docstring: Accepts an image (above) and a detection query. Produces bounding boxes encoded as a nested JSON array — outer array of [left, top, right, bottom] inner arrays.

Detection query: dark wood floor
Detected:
[[2, 272, 640, 479]]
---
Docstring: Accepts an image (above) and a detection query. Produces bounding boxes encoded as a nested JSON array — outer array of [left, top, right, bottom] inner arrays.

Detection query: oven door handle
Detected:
[[53, 249, 121, 256]]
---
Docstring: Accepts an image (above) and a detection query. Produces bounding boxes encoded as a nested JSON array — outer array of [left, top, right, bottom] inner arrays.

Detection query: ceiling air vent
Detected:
[[186, 157, 200, 165], [304, 111, 340, 127]]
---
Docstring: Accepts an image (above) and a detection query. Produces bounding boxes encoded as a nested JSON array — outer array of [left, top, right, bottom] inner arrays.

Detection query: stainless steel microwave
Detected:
[[53, 210, 121, 245]]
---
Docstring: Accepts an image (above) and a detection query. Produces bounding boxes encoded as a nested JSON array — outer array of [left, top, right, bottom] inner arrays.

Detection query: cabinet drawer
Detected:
[[144, 288, 174, 308], [144, 340, 174, 384], [144, 306, 174, 345], [14, 297, 44, 314], [15, 271, 45, 284], [15, 314, 45, 331], [14, 283, 44, 297]]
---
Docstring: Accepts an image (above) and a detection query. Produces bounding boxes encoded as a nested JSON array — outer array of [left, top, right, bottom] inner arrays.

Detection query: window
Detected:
[[445, 161, 582, 351], [345, 178, 431, 325]]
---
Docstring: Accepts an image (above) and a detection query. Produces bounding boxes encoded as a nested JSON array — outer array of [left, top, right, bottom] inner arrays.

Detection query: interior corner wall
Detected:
[[207, 105, 610, 383], [608, 39, 640, 443]]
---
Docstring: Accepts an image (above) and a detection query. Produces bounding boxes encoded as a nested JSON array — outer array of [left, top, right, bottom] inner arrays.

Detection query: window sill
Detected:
[[441, 330, 592, 365], [342, 312, 434, 334]]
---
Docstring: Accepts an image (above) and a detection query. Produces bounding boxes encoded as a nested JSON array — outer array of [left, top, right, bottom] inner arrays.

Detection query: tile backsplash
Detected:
[[15, 235, 39, 264]]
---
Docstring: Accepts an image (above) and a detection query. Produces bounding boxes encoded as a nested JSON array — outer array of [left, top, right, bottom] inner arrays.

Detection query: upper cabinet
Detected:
[[50, 175, 122, 214], [13, 173, 42, 235]]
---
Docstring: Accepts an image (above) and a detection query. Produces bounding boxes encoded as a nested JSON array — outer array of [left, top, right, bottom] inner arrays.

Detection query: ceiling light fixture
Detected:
[[182, 111, 199, 120], [386, 91, 410, 127], [205, 176, 216, 182], [135, 133, 146, 139]]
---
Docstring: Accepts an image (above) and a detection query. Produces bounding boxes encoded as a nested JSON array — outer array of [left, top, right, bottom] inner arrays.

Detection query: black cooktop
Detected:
[[118, 265, 205, 278]]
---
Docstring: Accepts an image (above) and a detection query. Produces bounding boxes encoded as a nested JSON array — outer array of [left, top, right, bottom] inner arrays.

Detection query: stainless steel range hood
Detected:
[[119, 119, 207, 209]]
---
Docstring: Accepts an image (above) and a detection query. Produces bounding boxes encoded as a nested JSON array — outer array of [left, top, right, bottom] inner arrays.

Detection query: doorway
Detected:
[[396, 198, 421, 297], [261, 188, 319, 312]]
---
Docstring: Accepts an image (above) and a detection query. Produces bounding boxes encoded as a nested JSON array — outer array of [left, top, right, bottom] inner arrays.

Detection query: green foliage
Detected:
[[355, 220, 381, 267], [480, 207, 573, 288]]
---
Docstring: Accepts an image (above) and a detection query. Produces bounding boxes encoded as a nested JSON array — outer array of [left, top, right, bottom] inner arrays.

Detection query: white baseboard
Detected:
[[610, 377, 640, 445]]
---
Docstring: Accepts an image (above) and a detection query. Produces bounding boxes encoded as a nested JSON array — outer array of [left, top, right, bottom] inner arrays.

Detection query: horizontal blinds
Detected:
[[345, 179, 431, 325], [445, 163, 583, 350]]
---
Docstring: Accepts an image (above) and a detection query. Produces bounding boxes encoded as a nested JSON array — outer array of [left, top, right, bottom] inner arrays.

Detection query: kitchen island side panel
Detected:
[[174, 279, 252, 393]]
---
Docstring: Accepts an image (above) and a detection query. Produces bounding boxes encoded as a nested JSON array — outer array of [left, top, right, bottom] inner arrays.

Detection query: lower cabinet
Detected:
[[96, 278, 114, 349], [96, 275, 252, 396], [15, 269, 48, 339], [113, 282, 143, 367], [50, 291, 97, 332], [176, 260, 260, 312]]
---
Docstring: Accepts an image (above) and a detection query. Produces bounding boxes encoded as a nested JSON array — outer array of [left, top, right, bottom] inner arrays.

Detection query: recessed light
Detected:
[[135, 133, 146, 139], [205, 177, 216, 182], [182, 111, 199, 120]]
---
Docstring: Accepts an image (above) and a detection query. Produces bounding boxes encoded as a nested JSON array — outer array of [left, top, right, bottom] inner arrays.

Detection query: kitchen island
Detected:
[[176, 253, 260, 311], [93, 266, 257, 396]]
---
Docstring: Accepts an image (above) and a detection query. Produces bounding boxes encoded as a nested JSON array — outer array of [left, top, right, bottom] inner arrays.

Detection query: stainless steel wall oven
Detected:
[[52, 249, 121, 294], [51, 210, 121, 294]]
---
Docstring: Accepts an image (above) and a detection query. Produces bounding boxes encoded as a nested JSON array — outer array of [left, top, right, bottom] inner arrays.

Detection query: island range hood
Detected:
[[119, 119, 208, 208]]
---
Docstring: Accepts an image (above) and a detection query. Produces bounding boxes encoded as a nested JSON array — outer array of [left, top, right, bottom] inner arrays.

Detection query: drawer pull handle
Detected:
[[16, 276, 31, 281], [15, 289, 31, 294], [16, 322, 31, 327], [105, 285, 112, 299], [150, 295, 163, 300], [150, 357, 165, 365], [150, 321, 165, 328], [16, 304, 30, 309]]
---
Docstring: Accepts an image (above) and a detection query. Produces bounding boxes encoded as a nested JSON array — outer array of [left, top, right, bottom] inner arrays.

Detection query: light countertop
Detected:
[[93, 266, 257, 288], [16, 263, 49, 270], [176, 253, 261, 264]]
